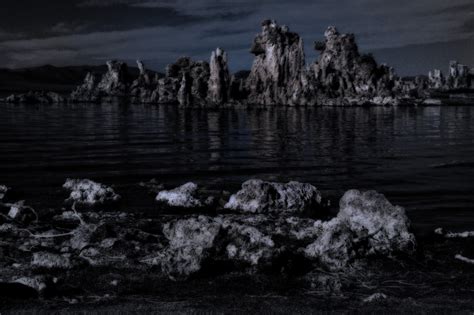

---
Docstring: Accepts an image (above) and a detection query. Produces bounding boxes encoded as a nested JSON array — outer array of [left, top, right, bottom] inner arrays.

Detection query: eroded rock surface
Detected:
[[63, 178, 120, 206], [224, 179, 322, 214], [208, 48, 231, 105], [155, 182, 204, 208], [246, 20, 314, 106], [312, 26, 398, 102]]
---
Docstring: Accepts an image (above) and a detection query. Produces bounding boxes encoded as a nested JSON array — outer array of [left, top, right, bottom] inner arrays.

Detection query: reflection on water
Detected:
[[0, 104, 473, 229]]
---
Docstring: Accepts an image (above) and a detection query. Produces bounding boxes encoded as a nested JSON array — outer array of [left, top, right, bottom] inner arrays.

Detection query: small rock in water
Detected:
[[63, 178, 120, 206], [156, 182, 203, 208], [224, 179, 322, 214], [363, 293, 388, 303]]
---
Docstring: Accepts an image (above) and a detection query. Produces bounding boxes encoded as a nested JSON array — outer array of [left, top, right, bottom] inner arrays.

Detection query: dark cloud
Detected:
[[0, 0, 473, 75]]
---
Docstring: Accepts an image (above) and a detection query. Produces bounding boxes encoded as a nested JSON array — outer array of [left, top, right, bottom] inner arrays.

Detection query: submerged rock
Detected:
[[63, 179, 120, 206], [224, 179, 322, 214]]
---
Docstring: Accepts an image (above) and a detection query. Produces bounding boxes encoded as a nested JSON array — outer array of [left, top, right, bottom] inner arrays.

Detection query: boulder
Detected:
[[304, 189, 415, 270], [63, 178, 120, 206], [337, 189, 415, 255], [142, 216, 221, 277], [224, 179, 322, 214], [218, 217, 276, 267], [155, 182, 203, 208]]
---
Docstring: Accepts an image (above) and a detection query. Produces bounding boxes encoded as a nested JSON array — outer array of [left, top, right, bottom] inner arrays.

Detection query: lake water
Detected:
[[1, 103, 473, 232]]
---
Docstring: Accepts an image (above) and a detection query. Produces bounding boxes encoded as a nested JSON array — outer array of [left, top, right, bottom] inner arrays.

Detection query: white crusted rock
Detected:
[[337, 189, 415, 255], [224, 179, 322, 214], [63, 179, 120, 206], [32, 252, 72, 269], [142, 216, 220, 277], [156, 182, 203, 208]]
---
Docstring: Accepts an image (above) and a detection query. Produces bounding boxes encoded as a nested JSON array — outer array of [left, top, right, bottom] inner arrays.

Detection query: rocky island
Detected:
[[2, 20, 474, 106]]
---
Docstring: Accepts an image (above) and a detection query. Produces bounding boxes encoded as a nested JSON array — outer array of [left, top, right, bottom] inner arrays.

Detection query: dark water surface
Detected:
[[1, 103, 473, 231]]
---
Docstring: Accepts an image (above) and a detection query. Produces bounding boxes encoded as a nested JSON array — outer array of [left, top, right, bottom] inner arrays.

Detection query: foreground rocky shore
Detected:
[[1, 178, 473, 311], [2, 20, 473, 107]]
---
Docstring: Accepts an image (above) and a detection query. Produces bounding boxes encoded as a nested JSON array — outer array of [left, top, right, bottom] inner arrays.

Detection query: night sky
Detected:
[[0, 0, 473, 75]]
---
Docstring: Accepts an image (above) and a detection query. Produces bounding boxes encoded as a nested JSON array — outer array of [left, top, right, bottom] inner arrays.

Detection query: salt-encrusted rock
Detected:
[[224, 179, 322, 214], [246, 20, 313, 106], [142, 216, 221, 277], [312, 26, 397, 100], [63, 178, 120, 206], [304, 219, 354, 270], [337, 189, 415, 255], [32, 252, 72, 269], [304, 189, 415, 270], [208, 48, 230, 105], [156, 182, 204, 208], [218, 217, 276, 266]]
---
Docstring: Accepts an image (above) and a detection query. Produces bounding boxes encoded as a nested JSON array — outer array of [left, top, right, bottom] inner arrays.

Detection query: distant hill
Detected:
[[0, 64, 159, 97]]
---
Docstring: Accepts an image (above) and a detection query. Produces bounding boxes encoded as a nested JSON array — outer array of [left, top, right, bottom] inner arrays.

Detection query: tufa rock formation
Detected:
[[208, 48, 231, 105], [246, 20, 315, 106], [428, 60, 473, 90], [312, 26, 398, 104], [11, 19, 473, 106]]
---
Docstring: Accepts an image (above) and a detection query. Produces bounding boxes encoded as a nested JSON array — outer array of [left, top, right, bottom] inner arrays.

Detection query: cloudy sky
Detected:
[[0, 0, 473, 75]]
